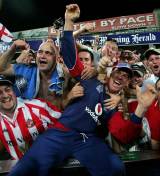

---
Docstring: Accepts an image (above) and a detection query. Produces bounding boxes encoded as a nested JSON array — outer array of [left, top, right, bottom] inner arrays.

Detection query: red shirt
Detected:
[[145, 100, 160, 141], [0, 98, 64, 159]]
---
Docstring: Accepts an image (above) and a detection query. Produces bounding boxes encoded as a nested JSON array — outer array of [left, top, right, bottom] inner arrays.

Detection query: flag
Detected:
[[0, 23, 13, 43]]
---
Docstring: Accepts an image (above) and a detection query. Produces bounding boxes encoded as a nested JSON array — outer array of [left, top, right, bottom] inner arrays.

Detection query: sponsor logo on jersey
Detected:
[[85, 103, 102, 125], [95, 103, 103, 116]]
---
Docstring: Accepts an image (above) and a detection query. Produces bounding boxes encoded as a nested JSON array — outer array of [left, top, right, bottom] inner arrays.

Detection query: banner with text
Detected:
[[48, 13, 156, 35], [78, 32, 160, 46]]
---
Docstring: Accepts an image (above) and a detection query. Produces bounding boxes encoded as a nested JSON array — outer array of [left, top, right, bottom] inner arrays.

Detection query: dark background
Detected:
[[0, 0, 160, 32]]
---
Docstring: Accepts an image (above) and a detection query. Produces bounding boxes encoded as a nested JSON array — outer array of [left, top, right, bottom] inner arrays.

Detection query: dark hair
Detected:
[[78, 48, 94, 61], [120, 50, 133, 61], [82, 40, 92, 47]]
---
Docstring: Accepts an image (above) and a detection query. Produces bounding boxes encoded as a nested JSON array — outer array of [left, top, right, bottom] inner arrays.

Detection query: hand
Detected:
[[135, 84, 157, 117], [104, 93, 121, 110], [67, 82, 84, 102], [101, 43, 117, 58], [81, 66, 97, 80], [136, 84, 157, 109], [65, 4, 80, 22], [97, 73, 106, 84], [11, 40, 29, 50], [98, 56, 112, 71], [16, 49, 33, 65], [82, 23, 95, 32]]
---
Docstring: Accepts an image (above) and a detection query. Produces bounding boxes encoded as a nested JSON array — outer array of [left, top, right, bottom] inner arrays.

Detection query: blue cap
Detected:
[[113, 62, 133, 78]]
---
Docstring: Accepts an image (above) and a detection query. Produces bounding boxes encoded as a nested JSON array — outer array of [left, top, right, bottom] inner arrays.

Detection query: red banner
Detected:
[[48, 13, 156, 36]]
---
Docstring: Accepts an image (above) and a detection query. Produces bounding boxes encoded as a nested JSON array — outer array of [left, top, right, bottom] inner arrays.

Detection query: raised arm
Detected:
[[108, 84, 157, 144], [0, 40, 28, 75], [135, 84, 157, 117], [73, 23, 95, 38], [60, 4, 84, 78]]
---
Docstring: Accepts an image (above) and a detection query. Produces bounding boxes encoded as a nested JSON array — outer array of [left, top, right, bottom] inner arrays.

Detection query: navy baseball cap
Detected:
[[113, 62, 133, 78], [0, 75, 13, 86]]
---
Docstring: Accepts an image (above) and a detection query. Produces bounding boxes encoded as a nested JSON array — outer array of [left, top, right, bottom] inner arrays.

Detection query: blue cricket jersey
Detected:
[[59, 31, 114, 133]]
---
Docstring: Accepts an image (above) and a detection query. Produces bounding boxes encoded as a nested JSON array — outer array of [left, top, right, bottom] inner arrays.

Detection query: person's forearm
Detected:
[[97, 56, 111, 74], [64, 19, 74, 31], [134, 104, 147, 118], [0, 43, 16, 72], [73, 27, 85, 38]]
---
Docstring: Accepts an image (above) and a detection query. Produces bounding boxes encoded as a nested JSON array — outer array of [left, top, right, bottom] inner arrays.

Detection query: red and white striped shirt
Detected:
[[0, 98, 63, 159]]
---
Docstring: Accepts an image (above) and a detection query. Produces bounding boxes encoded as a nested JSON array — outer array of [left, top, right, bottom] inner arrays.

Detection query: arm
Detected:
[[61, 82, 84, 109], [0, 40, 29, 75], [108, 84, 157, 144], [16, 49, 35, 65], [73, 23, 95, 38], [0, 44, 15, 74], [61, 4, 84, 78]]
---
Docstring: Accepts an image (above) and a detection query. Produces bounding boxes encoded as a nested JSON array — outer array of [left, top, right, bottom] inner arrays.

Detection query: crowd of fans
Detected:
[[0, 3, 159, 176]]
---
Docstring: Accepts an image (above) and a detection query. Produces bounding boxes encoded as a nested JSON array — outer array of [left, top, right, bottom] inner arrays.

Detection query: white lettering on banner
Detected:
[[75, 31, 160, 47], [120, 17, 127, 24], [120, 15, 153, 24], [112, 37, 130, 44], [131, 33, 156, 44], [146, 15, 154, 22], [101, 19, 116, 27], [128, 17, 137, 24], [111, 25, 127, 30], [100, 15, 155, 27], [49, 13, 156, 35], [128, 23, 146, 28], [137, 16, 145, 22], [0, 44, 10, 53], [74, 22, 96, 30], [99, 36, 107, 45], [72, 14, 156, 33], [100, 21, 109, 27]]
